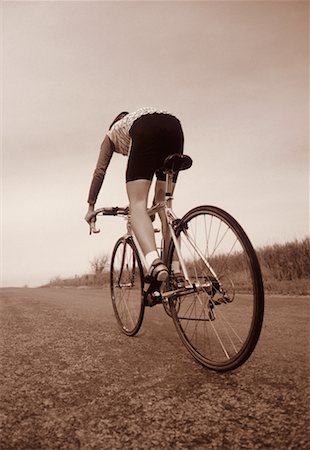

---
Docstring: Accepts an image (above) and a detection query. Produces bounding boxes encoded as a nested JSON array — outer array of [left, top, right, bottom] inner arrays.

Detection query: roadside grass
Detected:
[[45, 238, 310, 296]]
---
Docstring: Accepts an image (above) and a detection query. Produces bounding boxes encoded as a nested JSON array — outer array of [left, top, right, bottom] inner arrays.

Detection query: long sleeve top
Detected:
[[87, 107, 169, 205]]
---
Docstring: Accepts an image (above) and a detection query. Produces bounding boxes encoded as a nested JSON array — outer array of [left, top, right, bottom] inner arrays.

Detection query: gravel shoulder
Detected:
[[0, 288, 309, 449]]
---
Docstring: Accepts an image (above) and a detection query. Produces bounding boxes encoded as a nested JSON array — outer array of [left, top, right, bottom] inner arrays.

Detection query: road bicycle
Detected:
[[89, 154, 264, 372]]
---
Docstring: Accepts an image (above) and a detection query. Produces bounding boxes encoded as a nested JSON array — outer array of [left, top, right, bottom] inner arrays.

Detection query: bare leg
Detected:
[[154, 179, 181, 278], [126, 180, 156, 255], [126, 179, 169, 286], [154, 180, 176, 259]]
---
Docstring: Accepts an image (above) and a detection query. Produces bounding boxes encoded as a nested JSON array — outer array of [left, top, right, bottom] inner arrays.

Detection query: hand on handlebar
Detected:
[[85, 207, 100, 235], [85, 205, 129, 235]]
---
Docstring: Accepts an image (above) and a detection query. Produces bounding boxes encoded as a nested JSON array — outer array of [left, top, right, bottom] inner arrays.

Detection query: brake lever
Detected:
[[90, 221, 101, 235]]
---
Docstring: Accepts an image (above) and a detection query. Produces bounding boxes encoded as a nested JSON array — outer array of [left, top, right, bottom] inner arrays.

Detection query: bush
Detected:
[[258, 237, 310, 281]]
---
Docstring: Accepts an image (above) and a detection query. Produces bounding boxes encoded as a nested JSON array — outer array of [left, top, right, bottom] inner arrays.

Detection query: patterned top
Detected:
[[87, 107, 170, 204], [107, 107, 169, 156]]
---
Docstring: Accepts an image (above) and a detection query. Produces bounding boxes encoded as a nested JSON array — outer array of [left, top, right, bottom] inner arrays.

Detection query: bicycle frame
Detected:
[[117, 171, 189, 284], [124, 173, 221, 299], [90, 171, 221, 298]]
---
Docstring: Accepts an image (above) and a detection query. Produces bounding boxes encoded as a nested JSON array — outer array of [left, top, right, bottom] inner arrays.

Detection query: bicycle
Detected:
[[89, 153, 264, 372]]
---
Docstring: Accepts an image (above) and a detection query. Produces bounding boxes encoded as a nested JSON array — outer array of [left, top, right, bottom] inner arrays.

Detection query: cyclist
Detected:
[[85, 107, 184, 285]]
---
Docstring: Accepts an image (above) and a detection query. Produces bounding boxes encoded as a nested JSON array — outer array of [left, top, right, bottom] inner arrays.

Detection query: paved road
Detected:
[[0, 288, 309, 449]]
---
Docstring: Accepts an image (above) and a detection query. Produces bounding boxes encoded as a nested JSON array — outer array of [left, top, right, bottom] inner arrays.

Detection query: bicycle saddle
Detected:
[[163, 154, 193, 174]]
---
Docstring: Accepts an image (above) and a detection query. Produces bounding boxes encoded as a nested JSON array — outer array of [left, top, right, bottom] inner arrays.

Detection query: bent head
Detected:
[[109, 111, 129, 130]]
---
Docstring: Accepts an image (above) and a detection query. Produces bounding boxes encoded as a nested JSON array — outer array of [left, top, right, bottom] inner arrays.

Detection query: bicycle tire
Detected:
[[167, 205, 264, 371], [110, 236, 145, 336]]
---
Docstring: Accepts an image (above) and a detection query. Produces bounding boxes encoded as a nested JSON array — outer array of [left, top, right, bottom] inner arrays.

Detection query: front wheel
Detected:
[[110, 237, 145, 336], [167, 206, 264, 371]]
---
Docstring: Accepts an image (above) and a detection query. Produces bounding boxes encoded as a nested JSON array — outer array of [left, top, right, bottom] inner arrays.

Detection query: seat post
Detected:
[[165, 172, 174, 208]]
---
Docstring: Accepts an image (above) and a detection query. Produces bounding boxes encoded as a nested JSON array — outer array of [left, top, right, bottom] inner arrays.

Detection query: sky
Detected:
[[1, 1, 309, 287]]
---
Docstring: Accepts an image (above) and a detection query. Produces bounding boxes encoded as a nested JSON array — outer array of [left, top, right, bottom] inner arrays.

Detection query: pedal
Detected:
[[144, 291, 163, 307], [143, 278, 163, 307]]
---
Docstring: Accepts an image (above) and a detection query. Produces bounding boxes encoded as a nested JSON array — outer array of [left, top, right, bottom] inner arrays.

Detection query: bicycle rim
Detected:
[[110, 237, 145, 336], [168, 206, 264, 371]]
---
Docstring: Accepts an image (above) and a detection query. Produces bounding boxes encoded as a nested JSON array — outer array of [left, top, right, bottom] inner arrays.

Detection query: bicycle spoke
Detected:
[[115, 285, 136, 329]]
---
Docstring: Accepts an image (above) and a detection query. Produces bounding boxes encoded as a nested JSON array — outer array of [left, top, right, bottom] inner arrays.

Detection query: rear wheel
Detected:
[[110, 237, 145, 336], [167, 206, 264, 371]]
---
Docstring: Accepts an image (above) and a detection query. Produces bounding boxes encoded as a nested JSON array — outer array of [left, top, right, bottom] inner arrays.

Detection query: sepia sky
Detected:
[[1, 1, 309, 287]]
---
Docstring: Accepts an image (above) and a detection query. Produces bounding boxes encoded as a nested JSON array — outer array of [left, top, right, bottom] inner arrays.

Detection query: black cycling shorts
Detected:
[[126, 113, 184, 183]]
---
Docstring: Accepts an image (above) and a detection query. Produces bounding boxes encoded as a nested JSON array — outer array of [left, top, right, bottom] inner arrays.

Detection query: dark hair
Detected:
[[109, 111, 129, 130]]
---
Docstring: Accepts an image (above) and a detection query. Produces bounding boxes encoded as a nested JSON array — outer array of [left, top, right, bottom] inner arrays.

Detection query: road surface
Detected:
[[0, 288, 309, 449]]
